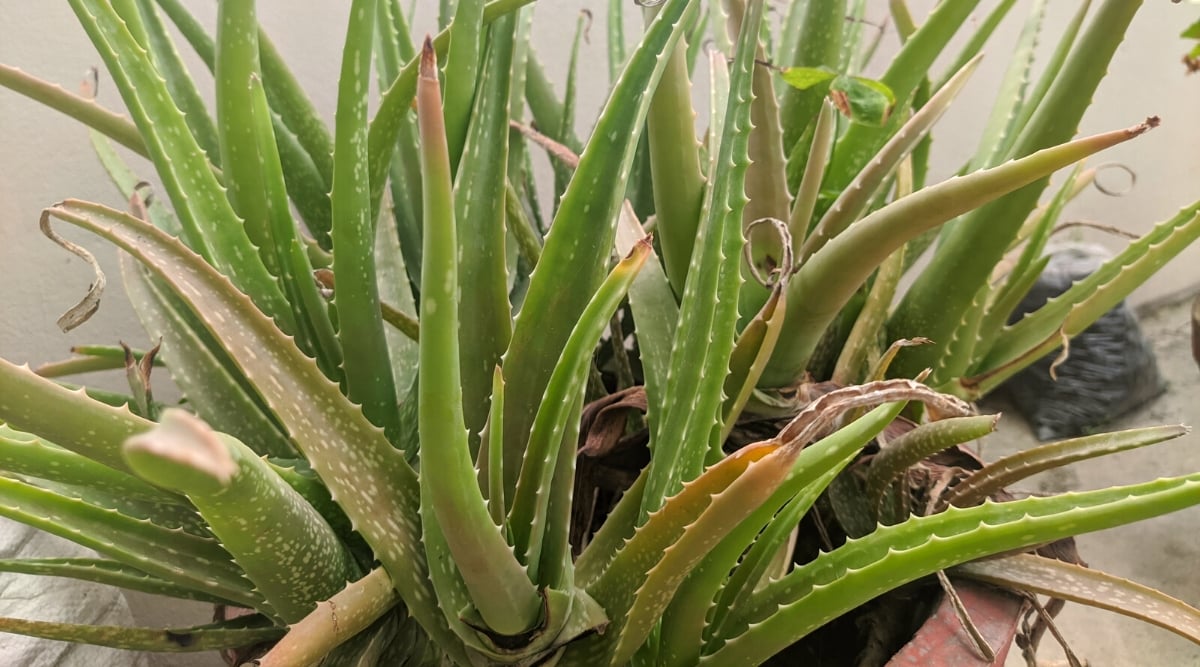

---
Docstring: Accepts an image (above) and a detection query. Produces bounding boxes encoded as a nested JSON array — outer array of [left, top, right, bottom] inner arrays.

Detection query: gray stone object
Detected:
[[1001, 243, 1165, 441]]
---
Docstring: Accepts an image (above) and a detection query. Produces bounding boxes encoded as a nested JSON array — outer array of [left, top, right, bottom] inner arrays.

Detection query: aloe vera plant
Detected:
[[3, 1, 1200, 665]]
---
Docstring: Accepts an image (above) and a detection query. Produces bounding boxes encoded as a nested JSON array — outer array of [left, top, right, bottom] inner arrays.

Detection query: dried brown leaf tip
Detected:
[[420, 36, 436, 79]]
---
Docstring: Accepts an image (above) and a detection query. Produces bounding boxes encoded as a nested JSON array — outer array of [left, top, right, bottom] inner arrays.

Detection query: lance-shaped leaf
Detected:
[[0, 358, 149, 474], [68, 0, 296, 333], [0, 615, 283, 654], [645, 6, 706, 293], [706, 471, 1200, 665], [864, 414, 999, 516], [942, 425, 1189, 509], [502, 0, 699, 500], [954, 554, 1200, 645], [0, 558, 230, 605], [38, 199, 465, 662], [441, 0, 485, 172], [639, 0, 757, 522], [415, 39, 541, 637], [124, 410, 356, 623], [331, 0, 401, 438], [0, 424, 180, 507], [0, 64, 146, 157], [454, 13, 516, 445], [967, 199, 1200, 396], [509, 239, 651, 581], [788, 100, 835, 251], [366, 0, 539, 222], [0, 474, 258, 608], [760, 119, 1156, 387]]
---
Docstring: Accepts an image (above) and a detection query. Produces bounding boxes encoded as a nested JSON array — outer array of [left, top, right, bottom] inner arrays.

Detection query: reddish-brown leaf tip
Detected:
[[420, 36, 436, 79]]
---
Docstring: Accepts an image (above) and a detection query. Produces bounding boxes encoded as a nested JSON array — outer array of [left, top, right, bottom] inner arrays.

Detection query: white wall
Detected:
[[2, 1, 1198, 373]]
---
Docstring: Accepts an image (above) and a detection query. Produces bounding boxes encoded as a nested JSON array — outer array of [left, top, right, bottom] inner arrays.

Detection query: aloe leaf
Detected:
[[954, 554, 1200, 644], [121, 257, 294, 457], [374, 203, 421, 392], [454, 12, 516, 444], [124, 410, 356, 623], [721, 282, 786, 441], [800, 54, 981, 261], [607, 0, 628, 83], [1002, 0, 1094, 160], [963, 0, 1044, 172], [616, 203, 677, 435], [944, 425, 1188, 509], [639, 0, 756, 521], [0, 615, 283, 653], [39, 200, 462, 658], [522, 46, 583, 154], [215, 0, 278, 276], [246, 73, 342, 375], [69, 0, 296, 333], [485, 366, 507, 526], [0, 64, 147, 157], [707, 472, 1200, 665], [864, 414, 999, 516], [0, 425, 179, 507], [329, 0, 401, 438], [366, 0, 538, 223], [788, 100, 834, 250], [760, 119, 1156, 387], [0, 557, 231, 605], [972, 162, 1086, 362], [509, 240, 651, 580], [415, 39, 541, 636], [255, 567, 400, 667], [441, 0, 485, 173], [34, 345, 161, 378], [890, 0, 1141, 380], [830, 235, 905, 384], [502, 0, 698, 499], [129, 0, 220, 165], [934, 0, 1019, 96], [0, 358, 149, 473], [0, 474, 258, 608], [967, 199, 1200, 396], [645, 11, 706, 293]]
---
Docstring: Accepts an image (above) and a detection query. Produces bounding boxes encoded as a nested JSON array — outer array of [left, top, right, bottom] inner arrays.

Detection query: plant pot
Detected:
[[887, 579, 1025, 667]]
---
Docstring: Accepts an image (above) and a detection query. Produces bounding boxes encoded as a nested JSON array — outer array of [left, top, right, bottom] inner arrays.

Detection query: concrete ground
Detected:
[[989, 289, 1200, 667]]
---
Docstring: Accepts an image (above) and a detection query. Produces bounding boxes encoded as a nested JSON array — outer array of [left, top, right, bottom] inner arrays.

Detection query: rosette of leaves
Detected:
[[1, 1, 1200, 665]]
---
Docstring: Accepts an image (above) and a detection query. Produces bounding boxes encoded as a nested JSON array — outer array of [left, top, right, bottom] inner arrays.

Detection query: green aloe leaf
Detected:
[[415, 39, 541, 637], [441, 0, 485, 173], [0, 558, 231, 605], [0, 615, 283, 653], [331, 0, 401, 438], [639, 0, 756, 521], [708, 471, 1200, 665], [0, 474, 259, 609], [0, 64, 146, 157], [967, 198, 1200, 396], [124, 409, 357, 623], [943, 425, 1189, 509], [454, 12, 516, 445], [509, 239, 651, 582]]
